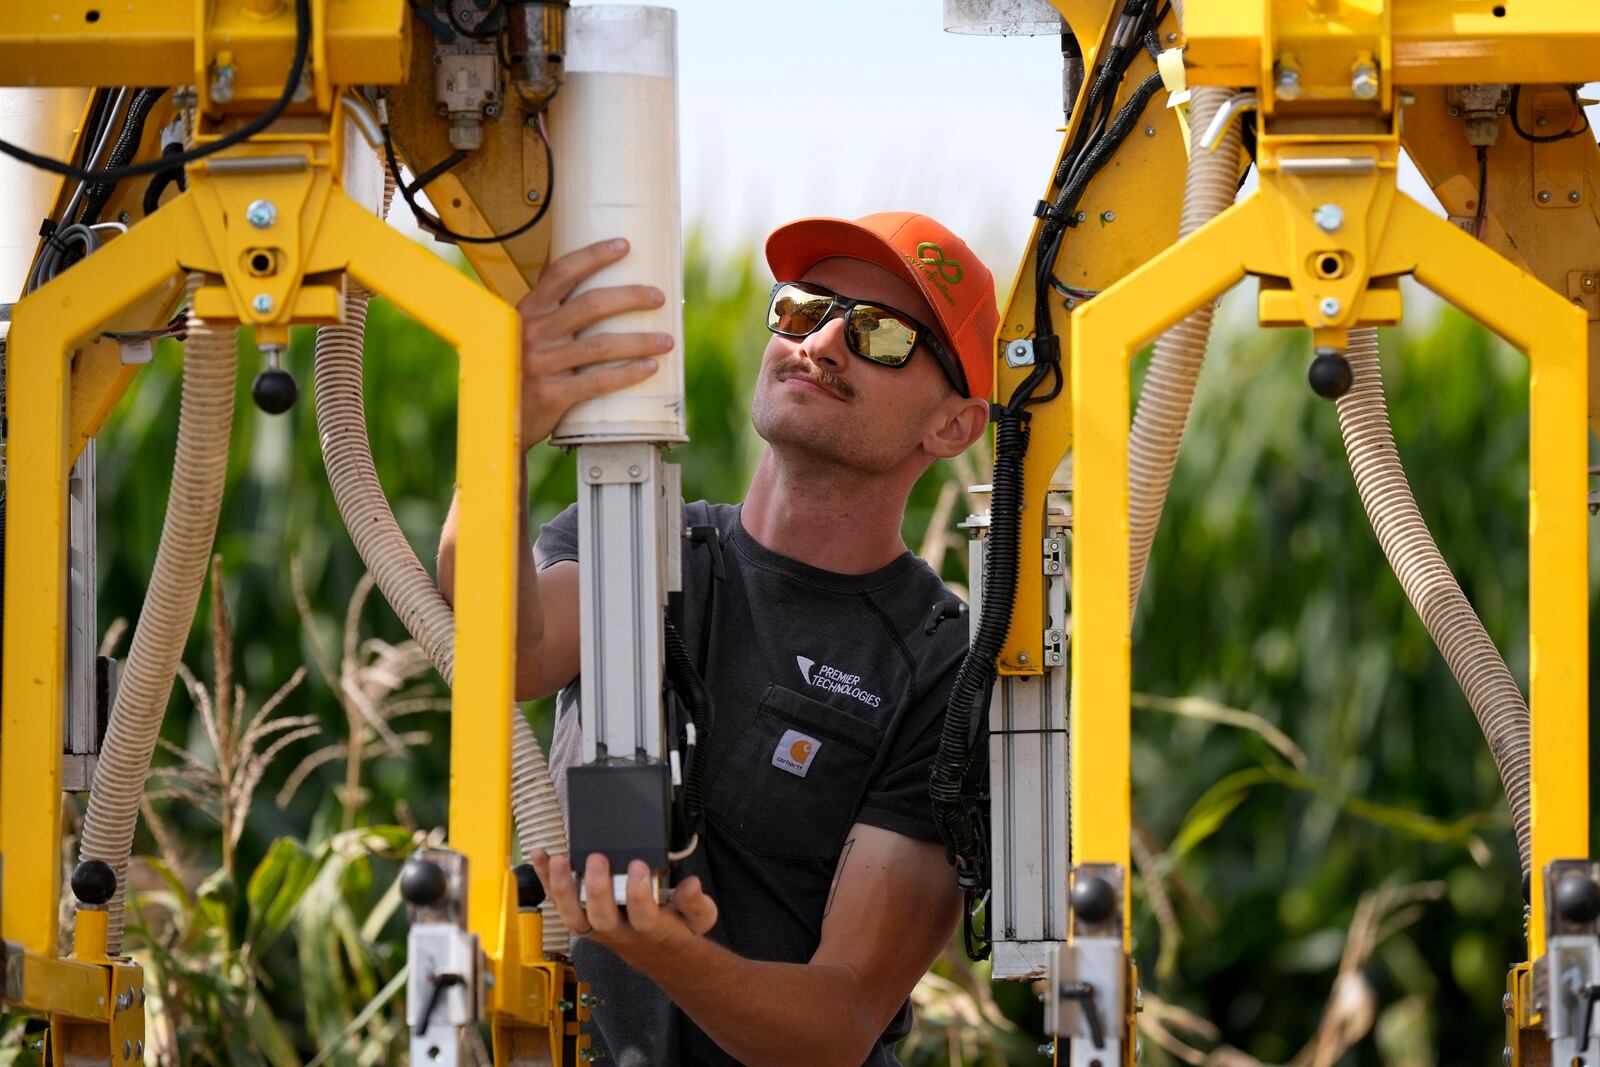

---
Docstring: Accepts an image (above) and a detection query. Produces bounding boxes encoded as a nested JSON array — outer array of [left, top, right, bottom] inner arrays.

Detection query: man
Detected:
[[439, 213, 997, 1065]]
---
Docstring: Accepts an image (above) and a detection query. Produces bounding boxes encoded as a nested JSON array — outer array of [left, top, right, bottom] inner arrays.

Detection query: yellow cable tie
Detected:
[[1157, 47, 1192, 159]]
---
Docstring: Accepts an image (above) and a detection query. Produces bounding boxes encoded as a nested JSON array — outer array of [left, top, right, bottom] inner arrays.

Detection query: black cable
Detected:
[[1509, 84, 1591, 144], [142, 143, 189, 216], [380, 103, 554, 245], [80, 87, 166, 226], [663, 616, 713, 840], [0, 0, 310, 183], [1473, 145, 1488, 241]]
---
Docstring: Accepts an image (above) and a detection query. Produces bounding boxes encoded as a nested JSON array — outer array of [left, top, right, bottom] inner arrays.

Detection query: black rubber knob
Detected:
[[1072, 875, 1116, 924], [1556, 873, 1600, 924], [513, 863, 546, 910], [1308, 352, 1353, 399], [72, 860, 117, 906], [400, 858, 449, 907], [251, 368, 298, 414]]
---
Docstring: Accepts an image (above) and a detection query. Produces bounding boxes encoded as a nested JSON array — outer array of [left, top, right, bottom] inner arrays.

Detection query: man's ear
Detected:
[[923, 396, 990, 460]]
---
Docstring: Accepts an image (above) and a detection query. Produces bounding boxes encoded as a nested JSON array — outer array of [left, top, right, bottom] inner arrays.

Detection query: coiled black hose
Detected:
[[663, 616, 713, 836], [931, 407, 1030, 884], [80, 88, 165, 226]]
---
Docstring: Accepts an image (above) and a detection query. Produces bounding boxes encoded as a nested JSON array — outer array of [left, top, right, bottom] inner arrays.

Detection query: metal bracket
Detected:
[[1043, 536, 1066, 576], [1046, 938, 1126, 1066], [1043, 628, 1065, 668], [1004, 338, 1035, 368], [579, 442, 656, 485]]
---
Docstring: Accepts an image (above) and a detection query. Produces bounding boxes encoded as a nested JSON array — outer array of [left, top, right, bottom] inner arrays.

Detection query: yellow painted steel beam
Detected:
[[0, 0, 407, 90], [1185, 0, 1600, 89], [2, 203, 210, 961], [995, 0, 1189, 675], [1378, 194, 1590, 954], [310, 190, 521, 955], [1399, 85, 1600, 433], [1066, 198, 1265, 940]]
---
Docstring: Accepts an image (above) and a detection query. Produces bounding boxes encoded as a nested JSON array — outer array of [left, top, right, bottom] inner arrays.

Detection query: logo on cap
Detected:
[[915, 242, 963, 285], [772, 729, 822, 777]]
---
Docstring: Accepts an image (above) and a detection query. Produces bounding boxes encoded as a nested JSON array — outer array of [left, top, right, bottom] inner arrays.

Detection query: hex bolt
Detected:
[[211, 64, 235, 104], [1276, 66, 1301, 101], [1101, 210, 1116, 223], [1351, 62, 1379, 100], [1313, 203, 1344, 233], [246, 199, 277, 229], [252, 293, 274, 315], [1319, 296, 1342, 318]]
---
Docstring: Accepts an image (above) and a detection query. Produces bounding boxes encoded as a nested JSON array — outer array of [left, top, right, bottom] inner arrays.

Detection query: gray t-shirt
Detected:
[[536, 500, 968, 1066]]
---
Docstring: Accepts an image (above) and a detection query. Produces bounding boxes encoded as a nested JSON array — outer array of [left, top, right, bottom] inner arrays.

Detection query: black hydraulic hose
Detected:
[[80, 88, 165, 226], [141, 143, 189, 217], [663, 616, 712, 832], [931, 407, 1030, 882]]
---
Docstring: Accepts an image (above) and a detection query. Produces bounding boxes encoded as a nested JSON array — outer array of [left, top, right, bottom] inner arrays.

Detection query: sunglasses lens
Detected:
[[845, 306, 917, 366], [769, 283, 833, 336]]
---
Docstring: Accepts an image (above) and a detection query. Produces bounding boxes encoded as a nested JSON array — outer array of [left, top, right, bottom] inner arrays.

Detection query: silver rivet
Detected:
[[587, 466, 601, 479], [1536, 115, 1549, 129], [1319, 296, 1342, 318], [1143, 125, 1156, 137], [1585, 276, 1596, 289], [1101, 210, 1116, 223], [247, 199, 276, 229], [1165, 31, 1176, 42], [1074, 211, 1086, 223], [1495, 104, 1507, 114], [1539, 190, 1552, 203], [526, 189, 541, 203], [628, 465, 641, 478], [484, 103, 500, 118], [1570, 191, 1582, 203], [1313, 203, 1344, 232], [252, 293, 274, 315]]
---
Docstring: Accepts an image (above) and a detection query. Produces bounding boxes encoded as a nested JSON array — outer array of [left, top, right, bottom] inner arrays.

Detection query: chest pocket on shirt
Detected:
[[706, 684, 883, 863]]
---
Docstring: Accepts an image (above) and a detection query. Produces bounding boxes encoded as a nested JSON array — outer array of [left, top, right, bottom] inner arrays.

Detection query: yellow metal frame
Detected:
[[0, 3, 572, 1054]]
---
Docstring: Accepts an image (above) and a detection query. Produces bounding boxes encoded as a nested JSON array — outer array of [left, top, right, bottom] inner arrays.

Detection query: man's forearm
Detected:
[[630, 935, 878, 1066]]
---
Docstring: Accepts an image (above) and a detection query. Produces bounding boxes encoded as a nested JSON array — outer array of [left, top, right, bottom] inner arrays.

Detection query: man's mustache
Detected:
[[773, 356, 856, 401]]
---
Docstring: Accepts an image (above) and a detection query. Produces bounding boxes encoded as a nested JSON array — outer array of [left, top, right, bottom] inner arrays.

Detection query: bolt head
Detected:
[[1319, 296, 1342, 318], [1144, 124, 1156, 136], [1018, 652, 1029, 663], [1101, 210, 1116, 223], [1074, 211, 1086, 223], [1037, 1043, 1056, 1057], [1539, 190, 1552, 202], [484, 103, 500, 118], [1313, 203, 1344, 233], [527, 189, 541, 203], [1351, 64, 1380, 100], [1276, 67, 1301, 100], [136, 1041, 144, 1058], [1502, 1046, 1512, 1066], [628, 465, 642, 478], [1585, 276, 1596, 288], [246, 199, 277, 229], [1448, 106, 1462, 117], [210, 64, 235, 104], [251, 293, 274, 315], [1570, 191, 1583, 203], [587, 465, 602, 479], [124, 1039, 132, 1061], [1536, 115, 1549, 129], [1503, 992, 1515, 1016]]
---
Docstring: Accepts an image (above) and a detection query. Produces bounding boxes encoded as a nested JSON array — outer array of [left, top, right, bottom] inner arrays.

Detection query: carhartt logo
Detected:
[[915, 242, 963, 285], [773, 729, 821, 777], [795, 655, 883, 708]]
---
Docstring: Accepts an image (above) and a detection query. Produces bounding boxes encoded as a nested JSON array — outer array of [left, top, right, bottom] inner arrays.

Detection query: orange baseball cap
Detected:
[[765, 212, 999, 400]]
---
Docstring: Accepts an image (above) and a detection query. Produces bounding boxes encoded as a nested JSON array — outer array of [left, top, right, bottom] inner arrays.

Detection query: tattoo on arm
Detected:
[[823, 837, 856, 918]]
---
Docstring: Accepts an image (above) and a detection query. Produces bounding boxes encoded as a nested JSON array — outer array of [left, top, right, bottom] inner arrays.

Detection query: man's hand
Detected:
[[517, 237, 674, 449], [530, 850, 720, 969]]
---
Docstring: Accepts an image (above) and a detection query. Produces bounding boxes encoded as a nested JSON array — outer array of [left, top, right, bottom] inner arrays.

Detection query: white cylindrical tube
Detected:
[[0, 89, 89, 306], [548, 5, 685, 444]]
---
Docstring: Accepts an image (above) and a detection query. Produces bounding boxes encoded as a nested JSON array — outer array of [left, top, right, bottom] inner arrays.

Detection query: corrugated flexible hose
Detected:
[[1127, 84, 1244, 615], [313, 233, 571, 956], [1335, 327, 1531, 872], [79, 278, 236, 952]]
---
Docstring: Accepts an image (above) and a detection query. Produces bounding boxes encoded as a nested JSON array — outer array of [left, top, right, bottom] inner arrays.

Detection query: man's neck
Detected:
[[740, 449, 915, 575]]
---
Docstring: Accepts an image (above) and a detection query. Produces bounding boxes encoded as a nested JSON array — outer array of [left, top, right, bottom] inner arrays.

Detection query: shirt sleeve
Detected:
[[854, 652, 964, 845], [533, 502, 579, 569]]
